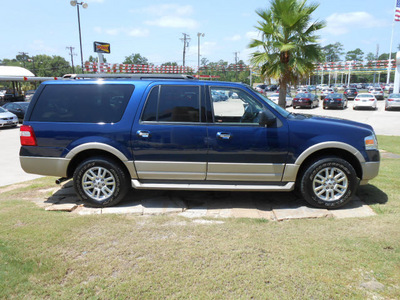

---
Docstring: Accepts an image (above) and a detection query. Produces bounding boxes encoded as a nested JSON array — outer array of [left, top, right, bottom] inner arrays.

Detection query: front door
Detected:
[[206, 86, 289, 182]]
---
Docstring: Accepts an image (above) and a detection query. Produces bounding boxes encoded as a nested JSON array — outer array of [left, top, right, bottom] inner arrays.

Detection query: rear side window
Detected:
[[141, 85, 200, 123], [30, 84, 134, 123]]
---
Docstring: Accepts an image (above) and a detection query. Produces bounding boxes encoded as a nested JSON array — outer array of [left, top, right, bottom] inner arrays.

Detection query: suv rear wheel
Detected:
[[299, 157, 358, 209], [73, 156, 130, 207]]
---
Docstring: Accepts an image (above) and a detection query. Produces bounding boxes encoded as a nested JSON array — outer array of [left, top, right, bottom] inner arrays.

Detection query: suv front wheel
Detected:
[[73, 156, 130, 207], [299, 157, 358, 209]]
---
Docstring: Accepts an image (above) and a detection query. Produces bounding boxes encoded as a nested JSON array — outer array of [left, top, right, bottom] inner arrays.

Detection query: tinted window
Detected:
[[141, 85, 200, 123], [30, 84, 134, 123]]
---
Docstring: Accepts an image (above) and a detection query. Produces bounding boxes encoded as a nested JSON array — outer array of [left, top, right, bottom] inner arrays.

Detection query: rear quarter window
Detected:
[[30, 84, 134, 123]]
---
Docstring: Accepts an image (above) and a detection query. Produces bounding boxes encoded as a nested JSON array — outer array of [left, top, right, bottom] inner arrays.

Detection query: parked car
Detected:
[[265, 85, 278, 91], [323, 93, 348, 110], [296, 87, 309, 94], [20, 73, 380, 209], [2, 102, 30, 122], [0, 107, 18, 128], [268, 93, 293, 107], [292, 92, 319, 108], [255, 84, 268, 94], [344, 88, 358, 100], [353, 93, 377, 110], [368, 87, 384, 100], [24, 90, 36, 102], [320, 88, 336, 99], [385, 93, 400, 111]]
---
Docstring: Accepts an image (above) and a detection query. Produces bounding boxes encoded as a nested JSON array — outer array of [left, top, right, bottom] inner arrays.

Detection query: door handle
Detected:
[[216, 132, 232, 140], [136, 130, 151, 138]]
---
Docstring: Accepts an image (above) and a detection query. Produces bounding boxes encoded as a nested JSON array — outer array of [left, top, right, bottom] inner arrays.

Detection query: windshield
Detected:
[[0, 107, 7, 113]]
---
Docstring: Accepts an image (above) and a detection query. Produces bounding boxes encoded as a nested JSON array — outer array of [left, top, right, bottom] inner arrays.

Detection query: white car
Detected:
[[385, 93, 400, 110], [368, 87, 384, 100], [268, 93, 293, 107], [353, 93, 377, 110], [0, 107, 19, 128]]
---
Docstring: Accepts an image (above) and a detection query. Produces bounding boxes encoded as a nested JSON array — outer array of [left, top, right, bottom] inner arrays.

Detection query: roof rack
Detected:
[[63, 73, 197, 80]]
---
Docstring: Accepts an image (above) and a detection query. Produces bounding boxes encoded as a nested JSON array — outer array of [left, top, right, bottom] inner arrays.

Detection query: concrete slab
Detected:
[[102, 203, 143, 215], [45, 203, 78, 212], [273, 205, 332, 221], [329, 200, 376, 219]]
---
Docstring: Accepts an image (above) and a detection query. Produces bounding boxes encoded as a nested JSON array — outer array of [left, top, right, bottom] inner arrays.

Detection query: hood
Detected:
[[0, 111, 17, 119], [288, 112, 374, 132]]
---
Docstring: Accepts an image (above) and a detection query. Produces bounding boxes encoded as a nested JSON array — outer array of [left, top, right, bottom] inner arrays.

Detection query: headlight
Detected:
[[364, 134, 378, 150]]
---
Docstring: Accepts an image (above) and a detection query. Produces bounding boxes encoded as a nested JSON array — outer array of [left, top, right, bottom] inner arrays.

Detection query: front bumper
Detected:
[[360, 161, 380, 185]]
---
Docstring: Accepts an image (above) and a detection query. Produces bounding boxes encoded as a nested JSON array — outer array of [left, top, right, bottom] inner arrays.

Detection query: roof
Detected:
[[0, 66, 35, 77]]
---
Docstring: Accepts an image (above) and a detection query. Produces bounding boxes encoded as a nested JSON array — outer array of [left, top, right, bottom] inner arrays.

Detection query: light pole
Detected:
[[197, 33, 205, 77], [70, 1, 88, 73]]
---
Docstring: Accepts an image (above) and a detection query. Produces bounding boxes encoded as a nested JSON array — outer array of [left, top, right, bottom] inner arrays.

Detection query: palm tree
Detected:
[[249, 0, 325, 108]]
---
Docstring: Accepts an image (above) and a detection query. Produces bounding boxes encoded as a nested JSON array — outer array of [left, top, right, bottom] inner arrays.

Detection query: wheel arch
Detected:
[[294, 146, 363, 183], [65, 143, 137, 179]]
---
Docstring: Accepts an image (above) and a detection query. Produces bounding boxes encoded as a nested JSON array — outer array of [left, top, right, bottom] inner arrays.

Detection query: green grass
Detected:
[[0, 136, 400, 299]]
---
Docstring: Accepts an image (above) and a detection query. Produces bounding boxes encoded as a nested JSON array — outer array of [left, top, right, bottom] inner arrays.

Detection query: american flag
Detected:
[[395, 0, 400, 21]]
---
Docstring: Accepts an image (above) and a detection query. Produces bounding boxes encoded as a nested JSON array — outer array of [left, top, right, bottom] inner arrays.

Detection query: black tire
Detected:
[[299, 157, 358, 209], [73, 156, 130, 207]]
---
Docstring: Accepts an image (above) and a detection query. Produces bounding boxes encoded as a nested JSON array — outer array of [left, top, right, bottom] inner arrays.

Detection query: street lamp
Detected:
[[197, 33, 205, 76], [70, 1, 88, 73]]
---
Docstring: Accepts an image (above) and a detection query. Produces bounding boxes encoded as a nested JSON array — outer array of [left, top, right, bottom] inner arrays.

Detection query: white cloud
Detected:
[[133, 4, 198, 29], [94, 27, 149, 37], [245, 31, 260, 40], [30, 40, 56, 53], [145, 16, 198, 29], [225, 35, 241, 41], [324, 12, 385, 36], [132, 4, 193, 16]]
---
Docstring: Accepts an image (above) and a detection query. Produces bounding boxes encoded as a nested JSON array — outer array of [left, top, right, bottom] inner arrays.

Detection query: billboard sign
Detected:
[[93, 41, 110, 54]]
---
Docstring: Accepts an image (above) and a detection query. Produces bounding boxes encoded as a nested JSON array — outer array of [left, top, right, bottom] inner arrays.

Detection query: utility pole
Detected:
[[180, 33, 190, 67], [66, 46, 77, 73], [234, 51, 239, 81]]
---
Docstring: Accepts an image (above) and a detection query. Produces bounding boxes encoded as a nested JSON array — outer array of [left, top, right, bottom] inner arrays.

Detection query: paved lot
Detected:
[[0, 99, 397, 220]]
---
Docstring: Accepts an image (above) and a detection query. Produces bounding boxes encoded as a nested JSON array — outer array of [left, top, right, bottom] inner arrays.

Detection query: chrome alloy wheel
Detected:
[[82, 166, 116, 201], [312, 167, 348, 201]]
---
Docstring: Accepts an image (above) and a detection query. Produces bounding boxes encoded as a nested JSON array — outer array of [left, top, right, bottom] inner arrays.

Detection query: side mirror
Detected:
[[258, 110, 276, 127]]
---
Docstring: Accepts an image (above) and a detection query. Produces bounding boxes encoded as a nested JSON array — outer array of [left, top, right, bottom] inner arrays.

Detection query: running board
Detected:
[[131, 180, 295, 192]]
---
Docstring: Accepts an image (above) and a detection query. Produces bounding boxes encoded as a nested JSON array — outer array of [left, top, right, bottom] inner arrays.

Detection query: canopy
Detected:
[[0, 66, 35, 77]]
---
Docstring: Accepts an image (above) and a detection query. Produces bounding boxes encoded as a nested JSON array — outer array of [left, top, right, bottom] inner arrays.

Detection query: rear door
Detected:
[[206, 85, 289, 182], [132, 83, 208, 180]]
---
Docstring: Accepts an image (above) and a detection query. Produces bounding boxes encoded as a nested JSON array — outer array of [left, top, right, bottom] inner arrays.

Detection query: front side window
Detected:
[[141, 85, 200, 123], [210, 87, 264, 124]]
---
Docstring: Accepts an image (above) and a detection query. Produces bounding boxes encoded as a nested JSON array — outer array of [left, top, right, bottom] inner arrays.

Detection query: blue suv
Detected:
[[20, 74, 380, 209]]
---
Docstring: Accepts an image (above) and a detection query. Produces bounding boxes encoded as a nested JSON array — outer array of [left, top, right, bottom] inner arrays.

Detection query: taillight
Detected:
[[388, 98, 394, 102], [370, 98, 375, 101], [344, 92, 347, 94], [293, 98, 298, 101], [20, 125, 37, 146]]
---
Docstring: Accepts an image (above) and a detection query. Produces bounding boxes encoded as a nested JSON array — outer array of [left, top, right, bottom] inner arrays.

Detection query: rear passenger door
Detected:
[[132, 83, 208, 180]]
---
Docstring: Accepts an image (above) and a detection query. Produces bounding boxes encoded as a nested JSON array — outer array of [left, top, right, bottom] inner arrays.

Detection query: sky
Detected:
[[2, 0, 400, 68]]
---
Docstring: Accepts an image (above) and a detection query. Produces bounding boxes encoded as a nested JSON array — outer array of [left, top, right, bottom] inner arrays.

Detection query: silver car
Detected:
[[268, 93, 293, 107], [368, 87, 384, 100], [385, 93, 400, 110], [0, 107, 18, 128]]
